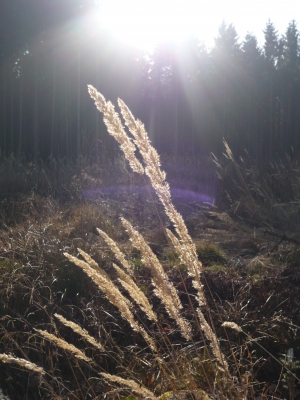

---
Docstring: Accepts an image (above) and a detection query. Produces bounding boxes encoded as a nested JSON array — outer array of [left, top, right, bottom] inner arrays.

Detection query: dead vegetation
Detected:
[[1, 96, 300, 399], [1, 165, 300, 399]]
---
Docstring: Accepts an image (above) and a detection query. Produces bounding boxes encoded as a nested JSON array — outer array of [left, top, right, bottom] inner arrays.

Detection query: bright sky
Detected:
[[93, 0, 299, 50]]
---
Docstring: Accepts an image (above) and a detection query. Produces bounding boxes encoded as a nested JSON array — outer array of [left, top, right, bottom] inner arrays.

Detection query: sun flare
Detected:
[[93, 0, 217, 50]]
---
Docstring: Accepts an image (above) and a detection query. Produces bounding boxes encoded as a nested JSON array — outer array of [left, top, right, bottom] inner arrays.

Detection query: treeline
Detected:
[[1, 5, 300, 163]]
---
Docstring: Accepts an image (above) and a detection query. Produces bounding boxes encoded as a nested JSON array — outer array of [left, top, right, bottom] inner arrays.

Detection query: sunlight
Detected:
[[93, 0, 218, 50]]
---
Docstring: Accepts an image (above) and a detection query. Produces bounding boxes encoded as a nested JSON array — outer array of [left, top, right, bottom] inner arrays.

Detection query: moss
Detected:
[[164, 249, 181, 267], [121, 397, 139, 400], [158, 392, 173, 400], [205, 263, 227, 273], [248, 263, 264, 277], [131, 256, 143, 269], [250, 273, 261, 281], [158, 389, 211, 399], [196, 242, 227, 266], [139, 285, 148, 293], [0, 259, 18, 274]]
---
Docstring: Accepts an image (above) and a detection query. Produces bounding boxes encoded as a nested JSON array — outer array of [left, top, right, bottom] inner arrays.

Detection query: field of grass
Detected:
[[1, 88, 300, 399]]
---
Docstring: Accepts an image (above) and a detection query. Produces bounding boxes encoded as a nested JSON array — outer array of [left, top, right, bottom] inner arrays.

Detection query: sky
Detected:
[[214, 0, 299, 46], [93, 0, 299, 51]]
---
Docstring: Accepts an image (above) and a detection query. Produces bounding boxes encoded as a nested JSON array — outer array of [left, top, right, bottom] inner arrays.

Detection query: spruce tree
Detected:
[[263, 19, 279, 67]]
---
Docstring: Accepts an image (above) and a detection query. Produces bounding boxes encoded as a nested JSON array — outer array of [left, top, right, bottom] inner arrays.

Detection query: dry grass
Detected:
[[212, 142, 300, 231], [0, 89, 300, 399], [0, 354, 45, 375]]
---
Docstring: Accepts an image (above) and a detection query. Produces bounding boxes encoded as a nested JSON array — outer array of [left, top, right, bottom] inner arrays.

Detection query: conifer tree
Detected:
[[263, 20, 279, 67], [283, 20, 299, 69], [214, 21, 241, 61]]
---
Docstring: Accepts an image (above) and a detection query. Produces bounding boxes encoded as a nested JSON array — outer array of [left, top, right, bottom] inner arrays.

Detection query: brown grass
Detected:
[[1, 88, 300, 399]]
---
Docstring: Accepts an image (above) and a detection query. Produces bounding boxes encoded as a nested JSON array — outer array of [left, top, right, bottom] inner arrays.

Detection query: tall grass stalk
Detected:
[[0, 86, 250, 399], [88, 86, 231, 394]]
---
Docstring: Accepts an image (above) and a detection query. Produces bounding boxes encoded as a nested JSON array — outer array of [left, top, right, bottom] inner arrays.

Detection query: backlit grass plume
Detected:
[[0, 354, 45, 375], [80, 87, 230, 382], [64, 251, 157, 352], [0, 86, 231, 399], [87, 86, 227, 368]]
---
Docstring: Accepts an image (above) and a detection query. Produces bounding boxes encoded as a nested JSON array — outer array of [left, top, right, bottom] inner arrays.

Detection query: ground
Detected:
[[1, 157, 300, 399]]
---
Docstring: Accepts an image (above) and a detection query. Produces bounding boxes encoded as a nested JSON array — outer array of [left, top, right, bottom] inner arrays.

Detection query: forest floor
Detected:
[[0, 155, 300, 399]]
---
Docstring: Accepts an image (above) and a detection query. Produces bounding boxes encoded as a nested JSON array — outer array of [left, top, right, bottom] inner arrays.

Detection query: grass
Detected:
[[196, 242, 228, 267], [212, 142, 300, 231], [0, 88, 300, 399]]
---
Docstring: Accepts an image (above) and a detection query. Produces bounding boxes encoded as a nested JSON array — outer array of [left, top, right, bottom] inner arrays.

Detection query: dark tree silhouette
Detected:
[[1, 3, 300, 164]]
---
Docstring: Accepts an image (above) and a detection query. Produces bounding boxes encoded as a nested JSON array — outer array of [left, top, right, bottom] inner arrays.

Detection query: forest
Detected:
[[1, 1, 300, 399], [1, 0, 300, 163]]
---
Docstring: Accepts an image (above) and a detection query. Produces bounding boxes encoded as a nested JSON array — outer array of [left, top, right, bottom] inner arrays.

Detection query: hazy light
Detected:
[[95, 0, 216, 50], [89, 0, 298, 50]]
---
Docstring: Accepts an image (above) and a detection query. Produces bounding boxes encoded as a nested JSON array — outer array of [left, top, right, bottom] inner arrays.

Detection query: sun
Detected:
[[92, 0, 217, 51]]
